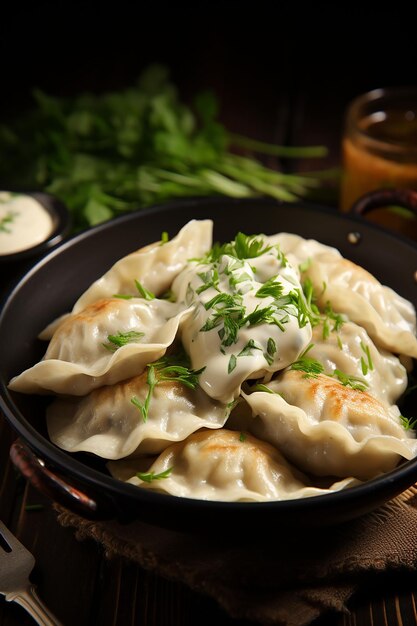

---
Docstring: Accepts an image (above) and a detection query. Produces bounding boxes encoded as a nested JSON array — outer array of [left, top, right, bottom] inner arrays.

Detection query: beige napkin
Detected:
[[56, 485, 417, 626]]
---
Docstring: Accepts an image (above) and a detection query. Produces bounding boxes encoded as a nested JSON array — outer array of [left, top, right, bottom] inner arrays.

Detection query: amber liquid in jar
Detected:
[[340, 89, 417, 237]]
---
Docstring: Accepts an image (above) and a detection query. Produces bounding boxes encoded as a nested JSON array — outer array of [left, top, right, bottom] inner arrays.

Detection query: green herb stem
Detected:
[[228, 133, 328, 158]]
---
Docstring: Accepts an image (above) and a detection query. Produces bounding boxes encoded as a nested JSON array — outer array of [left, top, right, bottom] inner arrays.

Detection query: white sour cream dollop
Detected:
[[0, 192, 54, 255]]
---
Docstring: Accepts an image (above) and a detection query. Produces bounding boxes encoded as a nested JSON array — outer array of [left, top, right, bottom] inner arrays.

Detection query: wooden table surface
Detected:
[[1, 8, 417, 626]]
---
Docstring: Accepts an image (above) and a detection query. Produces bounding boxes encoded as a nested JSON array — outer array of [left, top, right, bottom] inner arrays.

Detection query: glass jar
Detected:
[[340, 87, 417, 236]]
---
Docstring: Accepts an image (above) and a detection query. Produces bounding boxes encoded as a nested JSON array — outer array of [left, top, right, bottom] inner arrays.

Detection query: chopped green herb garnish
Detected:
[[160, 231, 169, 244], [255, 277, 285, 300], [301, 279, 345, 338], [131, 365, 158, 422], [290, 345, 325, 378], [228, 271, 253, 289], [233, 233, 272, 259], [201, 232, 274, 263], [228, 354, 237, 373], [131, 352, 205, 421], [103, 330, 144, 352], [157, 364, 205, 389], [243, 305, 286, 330], [114, 278, 156, 300], [0, 210, 18, 233], [201, 293, 244, 346], [289, 345, 368, 391], [252, 383, 277, 394], [135, 279, 155, 300], [136, 467, 173, 483], [360, 341, 374, 375], [239, 432, 246, 442], [238, 339, 262, 357], [196, 267, 220, 295], [264, 336, 277, 365], [333, 369, 368, 392], [324, 301, 345, 333], [399, 415, 417, 431]]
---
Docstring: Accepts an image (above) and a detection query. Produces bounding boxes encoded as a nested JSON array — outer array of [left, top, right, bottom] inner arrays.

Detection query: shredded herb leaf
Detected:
[[400, 415, 417, 431], [255, 277, 285, 300], [360, 341, 374, 375], [0, 210, 18, 233], [332, 369, 368, 392], [102, 330, 144, 352], [135, 279, 155, 300], [290, 344, 325, 378], [131, 351, 205, 420], [252, 383, 278, 394], [228, 354, 237, 373], [136, 467, 173, 483]]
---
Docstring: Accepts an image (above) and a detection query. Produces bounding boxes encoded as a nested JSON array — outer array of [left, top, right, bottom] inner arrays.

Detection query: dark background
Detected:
[[1, 5, 416, 122]]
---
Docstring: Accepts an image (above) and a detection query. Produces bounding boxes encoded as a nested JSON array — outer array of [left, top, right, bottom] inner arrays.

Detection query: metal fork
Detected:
[[0, 520, 63, 625]]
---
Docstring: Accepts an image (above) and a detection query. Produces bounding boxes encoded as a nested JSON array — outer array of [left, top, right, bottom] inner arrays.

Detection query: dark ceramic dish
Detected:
[[0, 192, 71, 264], [0, 192, 71, 296], [1, 195, 417, 532]]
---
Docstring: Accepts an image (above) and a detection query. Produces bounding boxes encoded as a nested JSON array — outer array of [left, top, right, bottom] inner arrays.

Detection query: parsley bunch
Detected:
[[0, 65, 333, 231]]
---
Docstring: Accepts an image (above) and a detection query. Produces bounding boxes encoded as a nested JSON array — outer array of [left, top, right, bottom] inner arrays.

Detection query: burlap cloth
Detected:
[[55, 485, 417, 626]]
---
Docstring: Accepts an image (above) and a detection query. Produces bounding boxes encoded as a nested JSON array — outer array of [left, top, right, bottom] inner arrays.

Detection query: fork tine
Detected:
[[0, 520, 21, 549], [0, 520, 63, 625], [0, 521, 27, 549]]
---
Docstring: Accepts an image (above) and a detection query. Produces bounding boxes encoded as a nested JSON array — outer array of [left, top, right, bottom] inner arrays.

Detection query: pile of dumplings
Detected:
[[9, 220, 417, 502]]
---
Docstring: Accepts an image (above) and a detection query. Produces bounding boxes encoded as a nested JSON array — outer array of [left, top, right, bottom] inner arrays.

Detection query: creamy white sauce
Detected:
[[0, 192, 54, 255], [172, 250, 312, 403]]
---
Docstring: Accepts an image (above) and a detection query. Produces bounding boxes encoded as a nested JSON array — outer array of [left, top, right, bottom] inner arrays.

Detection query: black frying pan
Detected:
[[1, 193, 417, 532]]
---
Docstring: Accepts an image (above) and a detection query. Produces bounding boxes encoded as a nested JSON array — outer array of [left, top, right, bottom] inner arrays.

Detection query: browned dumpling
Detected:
[[108, 429, 358, 501], [244, 370, 416, 481], [9, 297, 191, 395], [47, 373, 228, 460]]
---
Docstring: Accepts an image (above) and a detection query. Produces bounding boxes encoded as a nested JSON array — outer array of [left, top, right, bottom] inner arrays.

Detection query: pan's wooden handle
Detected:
[[10, 439, 111, 519]]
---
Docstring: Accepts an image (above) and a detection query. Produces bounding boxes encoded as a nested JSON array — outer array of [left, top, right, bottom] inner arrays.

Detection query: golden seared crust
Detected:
[[60, 298, 120, 327], [286, 370, 386, 421], [192, 429, 276, 458]]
